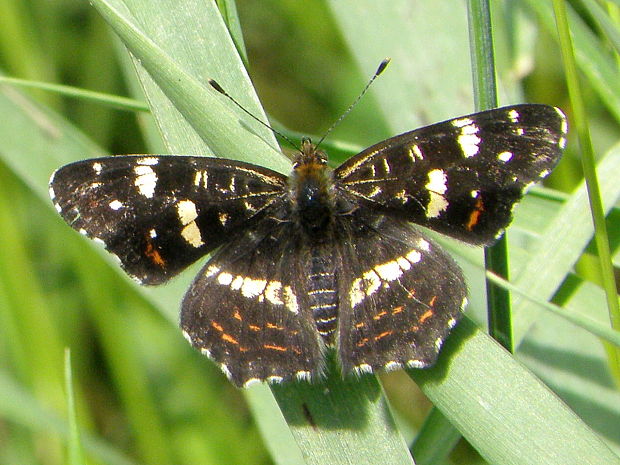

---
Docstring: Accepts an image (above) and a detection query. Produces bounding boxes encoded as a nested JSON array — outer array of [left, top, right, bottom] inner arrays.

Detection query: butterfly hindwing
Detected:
[[334, 212, 467, 375], [334, 104, 567, 244], [180, 213, 325, 387], [49, 155, 287, 284]]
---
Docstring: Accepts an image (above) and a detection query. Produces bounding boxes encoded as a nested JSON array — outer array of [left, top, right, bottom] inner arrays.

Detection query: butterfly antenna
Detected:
[[208, 79, 299, 151], [315, 58, 391, 150]]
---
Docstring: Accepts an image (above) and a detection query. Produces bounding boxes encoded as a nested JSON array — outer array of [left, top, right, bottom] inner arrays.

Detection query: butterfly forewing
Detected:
[[50, 156, 287, 284], [335, 104, 567, 244]]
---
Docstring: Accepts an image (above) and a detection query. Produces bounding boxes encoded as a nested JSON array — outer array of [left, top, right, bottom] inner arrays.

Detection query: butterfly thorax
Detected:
[[289, 139, 336, 238]]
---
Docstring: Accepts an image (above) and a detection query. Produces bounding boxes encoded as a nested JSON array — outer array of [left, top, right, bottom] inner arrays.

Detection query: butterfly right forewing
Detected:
[[334, 104, 567, 245]]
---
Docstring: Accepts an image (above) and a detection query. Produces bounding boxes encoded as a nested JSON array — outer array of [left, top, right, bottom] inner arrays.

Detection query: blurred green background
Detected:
[[0, 1, 619, 464]]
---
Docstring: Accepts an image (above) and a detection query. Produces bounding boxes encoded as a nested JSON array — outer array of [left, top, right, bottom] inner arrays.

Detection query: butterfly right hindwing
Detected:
[[49, 155, 288, 284]]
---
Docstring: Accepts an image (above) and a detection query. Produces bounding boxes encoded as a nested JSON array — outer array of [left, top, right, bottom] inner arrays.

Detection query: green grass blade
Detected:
[[0, 370, 138, 465], [0, 76, 149, 112], [523, 0, 620, 123], [512, 143, 620, 342], [409, 317, 619, 465], [89, 0, 289, 171], [552, 0, 620, 383], [64, 349, 86, 465], [87, 0, 416, 463], [467, 0, 514, 353]]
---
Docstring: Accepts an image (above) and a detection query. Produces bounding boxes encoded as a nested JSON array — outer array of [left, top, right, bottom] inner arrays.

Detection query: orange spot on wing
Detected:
[[264, 344, 287, 352], [374, 330, 393, 341], [233, 309, 242, 321], [429, 296, 437, 307], [222, 333, 238, 345], [266, 322, 284, 330], [145, 241, 166, 267], [248, 324, 261, 331], [355, 322, 366, 329], [357, 337, 369, 347], [211, 321, 224, 332], [419, 309, 434, 324], [466, 198, 484, 231], [373, 310, 388, 320], [392, 306, 404, 315]]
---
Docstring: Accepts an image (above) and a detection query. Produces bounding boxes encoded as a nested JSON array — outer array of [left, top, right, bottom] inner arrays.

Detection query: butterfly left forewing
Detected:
[[50, 155, 287, 284], [335, 104, 567, 244]]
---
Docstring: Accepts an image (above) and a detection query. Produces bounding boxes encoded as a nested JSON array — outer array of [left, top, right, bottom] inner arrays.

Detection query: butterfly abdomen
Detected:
[[307, 248, 339, 343]]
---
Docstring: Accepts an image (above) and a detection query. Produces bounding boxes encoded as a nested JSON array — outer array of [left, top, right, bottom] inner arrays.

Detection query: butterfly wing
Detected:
[[181, 212, 325, 387], [334, 211, 467, 375], [334, 104, 567, 244], [49, 155, 288, 284]]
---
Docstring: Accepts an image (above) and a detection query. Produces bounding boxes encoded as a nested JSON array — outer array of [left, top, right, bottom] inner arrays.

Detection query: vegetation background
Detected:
[[0, 1, 619, 464]]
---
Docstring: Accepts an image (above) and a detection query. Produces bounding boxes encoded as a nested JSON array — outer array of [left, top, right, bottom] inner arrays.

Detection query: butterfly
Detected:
[[49, 103, 567, 387]]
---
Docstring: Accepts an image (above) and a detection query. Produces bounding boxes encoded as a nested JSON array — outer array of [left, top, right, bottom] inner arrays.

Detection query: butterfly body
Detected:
[[50, 104, 567, 387]]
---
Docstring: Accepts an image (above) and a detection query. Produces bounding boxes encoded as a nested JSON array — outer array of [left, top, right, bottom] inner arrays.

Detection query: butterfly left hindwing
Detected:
[[180, 210, 325, 387]]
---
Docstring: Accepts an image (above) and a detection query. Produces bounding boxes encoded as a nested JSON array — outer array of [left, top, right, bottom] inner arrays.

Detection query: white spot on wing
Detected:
[[507, 109, 519, 122], [452, 117, 474, 128], [296, 370, 311, 382], [406, 250, 422, 264], [231, 275, 244, 290], [384, 361, 402, 371], [374, 260, 403, 281], [417, 238, 430, 251], [283, 286, 299, 314], [137, 157, 159, 165], [267, 375, 284, 384], [458, 131, 481, 158], [93, 162, 102, 175], [109, 199, 123, 210], [354, 364, 373, 375], [406, 360, 426, 369], [498, 151, 513, 162], [205, 265, 220, 277], [181, 222, 204, 247], [243, 378, 261, 389], [265, 281, 283, 305], [220, 364, 233, 380], [241, 277, 267, 298], [217, 272, 233, 286], [425, 169, 449, 218], [218, 212, 229, 225], [134, 165, 157, 198], [177, 200, 198, 225]]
